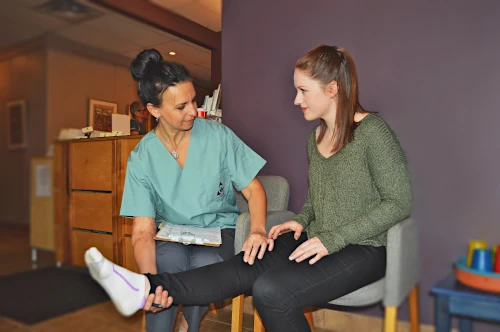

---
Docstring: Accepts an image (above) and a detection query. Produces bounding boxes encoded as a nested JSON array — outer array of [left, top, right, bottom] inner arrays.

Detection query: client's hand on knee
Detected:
[[268, 221, 303, 240], [144, 286, 173, 313], [289, 237, 328, 264]]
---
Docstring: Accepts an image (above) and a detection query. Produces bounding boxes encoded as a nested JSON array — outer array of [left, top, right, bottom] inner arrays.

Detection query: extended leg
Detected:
[[86, 232, 306, 316], [146, 232, 307, 306]]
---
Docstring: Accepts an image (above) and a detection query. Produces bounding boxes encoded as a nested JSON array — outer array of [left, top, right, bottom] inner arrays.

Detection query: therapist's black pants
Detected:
[[146, 232, 386, 332]]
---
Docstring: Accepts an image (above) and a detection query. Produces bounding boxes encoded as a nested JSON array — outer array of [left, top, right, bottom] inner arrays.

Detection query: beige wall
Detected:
[[1, 34, 212, 226], [46, 47, 213, 144], [1, 36, 138, 225], [0, 50, 47, 225], [46, 49, 137, 144]]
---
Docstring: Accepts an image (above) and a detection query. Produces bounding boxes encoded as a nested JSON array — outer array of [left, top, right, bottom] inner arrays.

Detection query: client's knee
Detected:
[[252, 274, 289, 311]]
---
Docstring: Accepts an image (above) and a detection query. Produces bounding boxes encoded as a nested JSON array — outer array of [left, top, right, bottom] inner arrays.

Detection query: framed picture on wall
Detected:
[[7, 99, 27, 150], [88, 99, 117, 132]]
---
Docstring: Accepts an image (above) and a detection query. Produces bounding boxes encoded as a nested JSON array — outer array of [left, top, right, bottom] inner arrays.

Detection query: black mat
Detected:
[[0, 266, 110, 324]]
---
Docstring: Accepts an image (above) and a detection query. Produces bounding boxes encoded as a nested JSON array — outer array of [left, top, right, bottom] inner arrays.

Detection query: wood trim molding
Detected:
[[90, 0, 220, 50], [0, 34, 132, 67], [90, 0, 222, 89], [0, 35, 46, 62]]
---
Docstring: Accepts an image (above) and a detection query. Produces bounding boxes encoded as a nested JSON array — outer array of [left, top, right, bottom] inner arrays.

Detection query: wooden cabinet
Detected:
[[70, 140, 113, 191], [54, 136, 141, 270], [71, 192, 113, 232], [71, 230, 114, 267]]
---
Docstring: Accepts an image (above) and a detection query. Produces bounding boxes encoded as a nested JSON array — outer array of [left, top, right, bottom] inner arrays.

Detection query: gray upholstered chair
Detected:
[[231, 175, 295, 332], [233, 175, 295, 254], [327, 218, 420, 332], [252, 217, 420, 332]]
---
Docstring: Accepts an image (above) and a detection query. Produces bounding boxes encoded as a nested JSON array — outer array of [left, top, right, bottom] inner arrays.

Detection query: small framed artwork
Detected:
[[7, 99, 27, 150], [88, 99, 117, 132]]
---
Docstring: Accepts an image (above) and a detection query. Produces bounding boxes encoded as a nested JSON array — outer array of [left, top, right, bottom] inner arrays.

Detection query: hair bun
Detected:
[[130, 49, 163, 82]]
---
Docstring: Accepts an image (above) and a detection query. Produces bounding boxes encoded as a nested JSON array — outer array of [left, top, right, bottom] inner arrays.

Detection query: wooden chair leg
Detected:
[[231, 295, 244, 332], [210, 302, 218, 315], [303, 307, 315, 331], [141, 311, 146, 332], [409, 284, 420, 332], [384, 306, 398, 332], [254, 307, 265, 332]]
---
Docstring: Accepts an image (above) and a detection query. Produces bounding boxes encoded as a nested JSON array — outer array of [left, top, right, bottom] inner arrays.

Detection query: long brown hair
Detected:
[[295, 45, 367, 153]]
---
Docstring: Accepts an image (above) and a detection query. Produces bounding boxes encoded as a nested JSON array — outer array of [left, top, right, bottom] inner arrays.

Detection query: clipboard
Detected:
[[154, 221, 222, 247]]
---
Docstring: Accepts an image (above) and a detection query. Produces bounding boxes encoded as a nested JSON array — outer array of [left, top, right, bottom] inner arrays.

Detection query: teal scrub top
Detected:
[[120, 118, 266, 229]]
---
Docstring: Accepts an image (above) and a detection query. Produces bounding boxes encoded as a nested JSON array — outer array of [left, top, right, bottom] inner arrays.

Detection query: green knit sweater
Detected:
[[293, 114, 412, 254]]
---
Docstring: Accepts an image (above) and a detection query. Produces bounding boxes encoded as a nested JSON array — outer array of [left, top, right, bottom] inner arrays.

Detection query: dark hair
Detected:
[[295, 45, 367, 153], [130, 49, 192, 107], [129, 101, 143, 118]]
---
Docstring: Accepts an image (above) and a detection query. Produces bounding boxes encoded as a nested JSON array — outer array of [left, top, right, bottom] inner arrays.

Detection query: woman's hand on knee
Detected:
[[143, 286, 173, 313], [268, 221, 303, 240], [289, 237, 328, 264], [242, 229, 269, 265]]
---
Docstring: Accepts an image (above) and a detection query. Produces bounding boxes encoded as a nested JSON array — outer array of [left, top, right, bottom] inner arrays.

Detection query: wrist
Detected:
[[250, 227, 266, 234]]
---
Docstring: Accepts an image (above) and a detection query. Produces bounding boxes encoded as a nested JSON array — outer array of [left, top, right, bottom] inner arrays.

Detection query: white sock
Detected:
[[85, 247, 147, 316]]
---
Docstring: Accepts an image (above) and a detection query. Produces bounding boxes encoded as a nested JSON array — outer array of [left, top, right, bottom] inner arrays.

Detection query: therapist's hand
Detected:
[[143, 286, 173, 313], [242, 228, 272, 265]]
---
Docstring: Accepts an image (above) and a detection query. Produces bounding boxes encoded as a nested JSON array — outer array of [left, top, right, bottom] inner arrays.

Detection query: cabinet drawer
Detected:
[[71, 230, 113, 267], [124, 236, 139, 273], [71, 192, 113, 233], [123, 217, 133, 236], [70, 140, 113, 191]]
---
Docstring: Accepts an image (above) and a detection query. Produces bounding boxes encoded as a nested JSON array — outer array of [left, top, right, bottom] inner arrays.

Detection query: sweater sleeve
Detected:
[[292, 189, 315, 228], [317, 119, 412, 254]]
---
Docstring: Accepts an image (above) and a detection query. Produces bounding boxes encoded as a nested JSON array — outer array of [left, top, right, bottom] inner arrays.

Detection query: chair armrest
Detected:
[[234, 210, 295, 254], [383, 218, 420, 307]]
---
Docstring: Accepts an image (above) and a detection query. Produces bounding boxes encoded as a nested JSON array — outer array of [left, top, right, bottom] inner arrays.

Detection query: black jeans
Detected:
[[146, 232, 386, 332]]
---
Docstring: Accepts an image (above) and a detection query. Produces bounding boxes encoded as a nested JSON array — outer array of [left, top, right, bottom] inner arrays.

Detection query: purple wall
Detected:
[[222, 0, 500, 330]]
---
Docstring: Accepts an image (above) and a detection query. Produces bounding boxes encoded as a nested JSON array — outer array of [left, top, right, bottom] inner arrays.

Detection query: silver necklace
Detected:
[[158, 128, 186, 159]]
